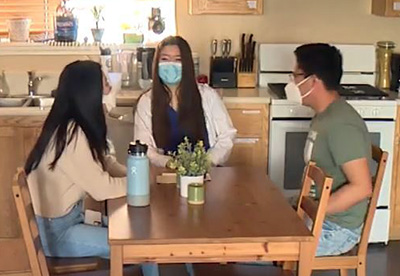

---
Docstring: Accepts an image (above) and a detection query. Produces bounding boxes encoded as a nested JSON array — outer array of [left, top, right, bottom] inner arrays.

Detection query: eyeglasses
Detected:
[[289, 72, 307, 82]]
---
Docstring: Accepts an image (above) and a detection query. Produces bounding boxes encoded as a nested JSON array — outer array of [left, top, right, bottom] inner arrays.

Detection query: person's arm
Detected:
[[204, 86, 237, 165], [134, 93, 171, 167], [59, 129, 126, 201], [105, 155, 127, 177], [325, 124, 372, 215], [326, 158, 372, 214]]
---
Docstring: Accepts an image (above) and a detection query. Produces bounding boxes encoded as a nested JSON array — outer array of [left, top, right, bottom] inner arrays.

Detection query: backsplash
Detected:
[[1, 71, 60, 96]]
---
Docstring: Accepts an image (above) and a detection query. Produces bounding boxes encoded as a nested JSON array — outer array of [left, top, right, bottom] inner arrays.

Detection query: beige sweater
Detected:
[[28, 127, 127, 218]]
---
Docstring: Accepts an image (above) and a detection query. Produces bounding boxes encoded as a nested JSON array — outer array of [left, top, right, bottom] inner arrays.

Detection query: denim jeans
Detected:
[[35, 201, 159, 276], [316, 220, 362, 256]]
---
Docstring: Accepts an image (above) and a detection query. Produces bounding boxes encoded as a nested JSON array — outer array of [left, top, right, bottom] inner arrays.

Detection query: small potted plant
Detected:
[[169, 137, 211, 198], [91, 5, 105, 43]]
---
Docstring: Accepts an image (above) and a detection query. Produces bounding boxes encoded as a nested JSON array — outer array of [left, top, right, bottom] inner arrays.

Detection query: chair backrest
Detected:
[[357, 145, 388, 256], [297, 162, 333, 246], [12, 168, 49, 276]]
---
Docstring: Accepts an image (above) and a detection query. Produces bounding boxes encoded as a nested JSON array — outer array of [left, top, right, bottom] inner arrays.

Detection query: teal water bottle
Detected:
[[127, 140, 150, 207]]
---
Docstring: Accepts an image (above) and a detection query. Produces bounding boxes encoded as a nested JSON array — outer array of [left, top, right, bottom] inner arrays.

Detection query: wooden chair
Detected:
[[282, 161, 333, 272], [12, 168, 100, 276], [312, 145, 388, 276]]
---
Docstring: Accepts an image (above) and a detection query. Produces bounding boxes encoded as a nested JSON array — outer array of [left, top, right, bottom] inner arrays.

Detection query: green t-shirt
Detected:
[[304, 98, 371, 230]]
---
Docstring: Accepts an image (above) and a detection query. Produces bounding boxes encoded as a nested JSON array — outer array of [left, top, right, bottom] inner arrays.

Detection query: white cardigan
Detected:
[[134, 84, 237, 167]]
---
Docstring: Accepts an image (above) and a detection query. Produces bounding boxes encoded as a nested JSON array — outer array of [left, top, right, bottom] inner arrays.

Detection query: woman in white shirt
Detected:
[[134, 36, 236, 167]]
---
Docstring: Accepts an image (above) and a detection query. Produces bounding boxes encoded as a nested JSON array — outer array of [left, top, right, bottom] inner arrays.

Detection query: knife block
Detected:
[[209, 57, 237, 88], [237, 60, 257, 88]]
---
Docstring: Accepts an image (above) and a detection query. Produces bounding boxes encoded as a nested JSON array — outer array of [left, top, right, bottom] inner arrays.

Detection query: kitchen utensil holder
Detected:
[[237, 61, 257, 88]]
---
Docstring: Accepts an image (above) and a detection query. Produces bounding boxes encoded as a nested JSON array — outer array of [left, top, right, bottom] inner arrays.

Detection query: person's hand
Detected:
[[165, 158, 175, 170]]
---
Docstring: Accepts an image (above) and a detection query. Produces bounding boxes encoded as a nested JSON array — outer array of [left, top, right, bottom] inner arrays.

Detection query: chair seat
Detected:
[[47, 257, 99, 274], [313, 255, 359, 270]]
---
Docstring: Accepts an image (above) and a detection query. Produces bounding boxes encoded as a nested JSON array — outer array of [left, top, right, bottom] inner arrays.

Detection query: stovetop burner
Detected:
[[268, 83, 389, 100]]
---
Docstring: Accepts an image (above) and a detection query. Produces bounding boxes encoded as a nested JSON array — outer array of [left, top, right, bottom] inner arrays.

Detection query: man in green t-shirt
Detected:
[[285, 43, 372, 256]]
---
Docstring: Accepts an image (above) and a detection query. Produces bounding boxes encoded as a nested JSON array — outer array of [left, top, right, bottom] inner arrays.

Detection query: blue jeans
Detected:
[[316, 220, 362, 256], [35, 201, 159, 276]]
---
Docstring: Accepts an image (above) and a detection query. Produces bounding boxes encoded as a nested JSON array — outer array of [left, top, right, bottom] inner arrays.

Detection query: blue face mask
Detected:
[[158, 62, 182, 85]]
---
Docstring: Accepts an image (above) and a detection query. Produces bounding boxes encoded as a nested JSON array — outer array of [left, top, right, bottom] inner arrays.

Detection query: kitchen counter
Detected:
[[115, 87, 272, 106], [0, 87, 272, 116], [0, 106, 50, 116]]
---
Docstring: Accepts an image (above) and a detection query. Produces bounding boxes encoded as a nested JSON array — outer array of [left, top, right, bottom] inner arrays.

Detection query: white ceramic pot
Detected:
[[179, 175, 204, 198]]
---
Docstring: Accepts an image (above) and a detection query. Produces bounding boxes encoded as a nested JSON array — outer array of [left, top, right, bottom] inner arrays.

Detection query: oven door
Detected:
[[268, 119, 311, 198], [269, 119, 395, 205], [364, 120, 395, 207]]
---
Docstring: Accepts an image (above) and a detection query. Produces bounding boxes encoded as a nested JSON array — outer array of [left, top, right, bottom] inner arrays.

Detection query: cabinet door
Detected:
[[190, 0, 263, 15], [0, 127, 24, 239], [23, 127, 42, 160], [228, 108, 263, 137], [390, 107, 400, 240], [227, 137, 264, 167], [372, 0, 400, 16]]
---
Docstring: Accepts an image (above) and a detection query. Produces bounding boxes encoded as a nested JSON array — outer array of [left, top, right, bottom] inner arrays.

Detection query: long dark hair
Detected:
[[151, 36, 207, 149], [25, 60, 108, 174]]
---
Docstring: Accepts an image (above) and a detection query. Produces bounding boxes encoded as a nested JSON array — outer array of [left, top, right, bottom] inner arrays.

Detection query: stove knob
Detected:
[[372, 108, 379, 117], [357, 109, 364, 116], [289, 108, 294, 114]]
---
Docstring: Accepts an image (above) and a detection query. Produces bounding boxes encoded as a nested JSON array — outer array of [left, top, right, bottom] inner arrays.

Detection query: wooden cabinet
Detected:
[[0, 116, 44, 275], [390, 107, 400, 240], [226, 103, 269, 168], [190, 0, 263, 15], [372, 0, 400, 16]]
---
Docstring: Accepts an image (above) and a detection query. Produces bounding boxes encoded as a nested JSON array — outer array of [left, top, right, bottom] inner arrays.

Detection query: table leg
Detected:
[[110, 245, 123, 276], [298, 242, 313, 276]]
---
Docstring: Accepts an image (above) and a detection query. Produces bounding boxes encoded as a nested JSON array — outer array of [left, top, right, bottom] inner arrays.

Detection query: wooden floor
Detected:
[[66, 241, 400, 276]]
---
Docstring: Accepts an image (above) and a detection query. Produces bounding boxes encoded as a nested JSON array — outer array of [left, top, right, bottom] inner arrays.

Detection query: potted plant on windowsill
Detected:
[[91, 5, 105, 43], [169, 137, 211, 198]]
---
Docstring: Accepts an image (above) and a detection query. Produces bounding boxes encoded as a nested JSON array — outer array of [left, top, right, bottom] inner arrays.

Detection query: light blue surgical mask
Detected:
[[158, 62, 182, 85]]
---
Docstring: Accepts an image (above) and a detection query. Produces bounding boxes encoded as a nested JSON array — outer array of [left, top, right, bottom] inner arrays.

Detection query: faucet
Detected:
[[28, 71, 44, 97]]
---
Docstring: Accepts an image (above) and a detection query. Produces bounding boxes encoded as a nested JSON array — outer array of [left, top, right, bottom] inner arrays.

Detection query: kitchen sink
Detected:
[[0, 95, 54, 108], [0, 97, 28, 107]]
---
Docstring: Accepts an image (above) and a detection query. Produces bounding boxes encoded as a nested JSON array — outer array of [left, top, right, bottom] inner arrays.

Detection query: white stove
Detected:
[[259, 43, 396, 244]]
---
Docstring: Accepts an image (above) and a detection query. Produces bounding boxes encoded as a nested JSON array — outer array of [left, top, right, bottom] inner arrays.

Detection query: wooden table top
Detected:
[[108, 167, 313, 245]]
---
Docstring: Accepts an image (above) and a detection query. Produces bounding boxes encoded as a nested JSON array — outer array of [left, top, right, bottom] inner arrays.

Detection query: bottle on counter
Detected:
[[54, 0, 78, 42], [127, 140, 150, 207], [100, 47, 112, 75], [376, 41, 396, 90]]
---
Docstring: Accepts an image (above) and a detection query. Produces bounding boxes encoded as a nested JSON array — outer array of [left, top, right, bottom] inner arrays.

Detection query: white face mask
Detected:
[[284, 76, 314, 105]]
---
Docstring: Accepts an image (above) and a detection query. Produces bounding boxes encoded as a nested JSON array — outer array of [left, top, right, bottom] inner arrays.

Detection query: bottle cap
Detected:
[[128, 140, 148, 155]]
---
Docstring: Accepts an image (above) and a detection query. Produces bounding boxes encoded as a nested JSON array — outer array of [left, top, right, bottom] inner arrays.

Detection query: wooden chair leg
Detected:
[[340, 269, 349, 276], [356, 262, 366, 276]]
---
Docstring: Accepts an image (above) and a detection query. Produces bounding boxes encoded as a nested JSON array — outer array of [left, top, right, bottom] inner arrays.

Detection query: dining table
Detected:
[[108, 167, 314, 276]]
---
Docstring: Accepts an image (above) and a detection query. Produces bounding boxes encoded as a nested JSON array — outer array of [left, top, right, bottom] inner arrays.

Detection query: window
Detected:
[[68, 0, 176, 44], [0, 0, 176, 43], [0, 0, 58, 35]]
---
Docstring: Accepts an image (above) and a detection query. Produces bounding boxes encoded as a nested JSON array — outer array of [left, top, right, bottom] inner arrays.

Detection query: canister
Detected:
[[187, 183, 205, 205]]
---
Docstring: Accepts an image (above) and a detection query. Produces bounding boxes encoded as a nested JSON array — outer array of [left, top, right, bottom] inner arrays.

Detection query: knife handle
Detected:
[[226, 39, 232, 57], [221, 39, 227, 57], [211, 39, 218, 57]]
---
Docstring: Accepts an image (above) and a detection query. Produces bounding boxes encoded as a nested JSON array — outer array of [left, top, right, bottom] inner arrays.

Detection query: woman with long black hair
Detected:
[[134, 36, 236, 167], [25, 60, 157, 276]]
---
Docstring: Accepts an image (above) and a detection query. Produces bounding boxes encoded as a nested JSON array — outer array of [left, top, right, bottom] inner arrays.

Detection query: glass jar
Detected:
[[376, 41, 396, 90]]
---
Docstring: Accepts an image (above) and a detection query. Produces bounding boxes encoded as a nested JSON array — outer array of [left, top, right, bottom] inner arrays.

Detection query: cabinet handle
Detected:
[[234, 138, 259, 144], [242, 110, 260, 115]]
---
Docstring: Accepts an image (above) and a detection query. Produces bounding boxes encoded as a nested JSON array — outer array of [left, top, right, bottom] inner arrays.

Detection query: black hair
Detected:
[[25, 60, 108, 174], [295, 43, 343, 90]]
